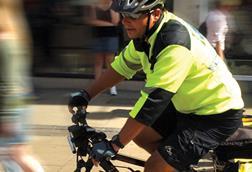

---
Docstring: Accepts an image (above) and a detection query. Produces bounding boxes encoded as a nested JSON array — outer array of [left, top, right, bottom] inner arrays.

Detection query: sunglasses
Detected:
[[121, 12, 147, 19]]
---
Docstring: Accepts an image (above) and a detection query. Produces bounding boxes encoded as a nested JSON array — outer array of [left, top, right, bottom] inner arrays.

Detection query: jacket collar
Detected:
[[145, 12, 164, 41], [133, 11, 165, 53]]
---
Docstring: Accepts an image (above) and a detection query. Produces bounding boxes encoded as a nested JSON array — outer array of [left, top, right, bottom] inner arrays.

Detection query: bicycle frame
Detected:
[[72, 149, 145, 172], [68, 108, 252, 172]]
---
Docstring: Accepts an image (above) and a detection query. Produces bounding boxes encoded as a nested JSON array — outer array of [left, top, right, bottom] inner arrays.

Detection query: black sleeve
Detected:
[[135, 88, 174, 126]]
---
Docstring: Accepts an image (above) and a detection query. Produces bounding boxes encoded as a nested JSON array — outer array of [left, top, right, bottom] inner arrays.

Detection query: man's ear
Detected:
[[152, 8, 162, 21]]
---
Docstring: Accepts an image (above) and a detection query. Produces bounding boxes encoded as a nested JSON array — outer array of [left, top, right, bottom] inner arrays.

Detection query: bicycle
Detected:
[[67, 107, 252, 172], [67, 107, 145, 172]]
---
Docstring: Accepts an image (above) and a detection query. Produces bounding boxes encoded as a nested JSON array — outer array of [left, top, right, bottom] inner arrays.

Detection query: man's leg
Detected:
[[144, 151, 176, 172], [133, 126, 162, 153], [151, 110, 243, 172], [105, 52, 118, 95], [94, 54, 104, 80], [133, 102, 177, 153]]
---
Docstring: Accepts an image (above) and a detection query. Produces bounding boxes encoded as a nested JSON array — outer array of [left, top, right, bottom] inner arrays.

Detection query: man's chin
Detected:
[[127, 34, 138, 39]]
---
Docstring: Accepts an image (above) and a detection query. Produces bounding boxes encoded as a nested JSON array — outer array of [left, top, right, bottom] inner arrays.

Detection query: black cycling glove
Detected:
[[91, 140, 116, 162], [68, 89, 91, 107]]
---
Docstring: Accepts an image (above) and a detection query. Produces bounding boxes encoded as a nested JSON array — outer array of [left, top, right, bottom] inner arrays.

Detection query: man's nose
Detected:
[[122, 17, 132, 25]]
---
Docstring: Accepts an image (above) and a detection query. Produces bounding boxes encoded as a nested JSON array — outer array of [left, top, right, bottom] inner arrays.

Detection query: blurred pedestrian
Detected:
[[205, 0, 229, 60], [84, 0, 120, 96], [0, 0, 44, 171]]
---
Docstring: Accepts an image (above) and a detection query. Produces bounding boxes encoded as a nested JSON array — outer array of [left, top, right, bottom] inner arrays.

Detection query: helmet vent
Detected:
[[111, 0, 164, 14], [145, 0, 156, 5]]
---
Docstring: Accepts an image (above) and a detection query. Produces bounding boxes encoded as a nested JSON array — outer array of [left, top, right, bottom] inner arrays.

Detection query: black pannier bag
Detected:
[[214, 127, 252, 161], [213, 115, 252, 172]]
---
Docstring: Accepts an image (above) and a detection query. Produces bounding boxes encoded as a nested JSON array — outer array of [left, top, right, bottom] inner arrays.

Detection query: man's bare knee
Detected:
[[133, 127, 162, 153], [144, 151, 176, 172], [133, 136, 145, 148], [133, 137, 157, 153]]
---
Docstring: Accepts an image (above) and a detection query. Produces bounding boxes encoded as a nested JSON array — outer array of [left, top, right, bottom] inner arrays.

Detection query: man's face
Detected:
[[121, 9, 162, 39], [121, 13, 149, 39]]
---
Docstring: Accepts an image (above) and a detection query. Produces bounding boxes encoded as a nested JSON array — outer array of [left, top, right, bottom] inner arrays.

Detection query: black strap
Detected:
[[150, 19, 191, 70]]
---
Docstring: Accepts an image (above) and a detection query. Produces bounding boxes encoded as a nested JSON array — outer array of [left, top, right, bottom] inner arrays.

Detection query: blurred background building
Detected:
[[23, 0, 252, 87]]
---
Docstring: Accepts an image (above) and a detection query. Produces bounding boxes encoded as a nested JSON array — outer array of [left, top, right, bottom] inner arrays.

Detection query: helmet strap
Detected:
[[144, 12, 152, 40]]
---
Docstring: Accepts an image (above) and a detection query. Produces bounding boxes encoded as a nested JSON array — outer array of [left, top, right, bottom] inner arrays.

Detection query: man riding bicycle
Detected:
[[68, 0, 244, 171]]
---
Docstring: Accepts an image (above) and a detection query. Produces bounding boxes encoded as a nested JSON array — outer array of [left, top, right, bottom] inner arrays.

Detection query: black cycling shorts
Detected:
[[151, 102, 243, 171]]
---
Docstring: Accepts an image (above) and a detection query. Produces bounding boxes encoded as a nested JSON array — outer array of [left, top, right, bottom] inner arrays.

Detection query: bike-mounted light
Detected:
[[71, 109, 87, 124]]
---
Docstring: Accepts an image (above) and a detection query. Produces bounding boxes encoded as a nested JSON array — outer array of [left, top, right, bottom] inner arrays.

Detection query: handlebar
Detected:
[[67, 107, 145, 172]]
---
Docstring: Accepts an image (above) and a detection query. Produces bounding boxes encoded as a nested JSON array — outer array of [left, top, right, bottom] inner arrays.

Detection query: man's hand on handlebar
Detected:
[[91, 140, 118, 166], [68, 89, 91, 114]]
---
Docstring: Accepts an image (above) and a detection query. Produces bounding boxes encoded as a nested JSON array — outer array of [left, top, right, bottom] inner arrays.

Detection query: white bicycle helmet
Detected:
[[111, 0, 165, 17]]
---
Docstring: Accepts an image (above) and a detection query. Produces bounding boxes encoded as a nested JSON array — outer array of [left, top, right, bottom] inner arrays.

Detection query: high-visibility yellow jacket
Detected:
[[111, 11, 244, 125]]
